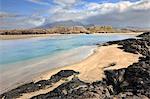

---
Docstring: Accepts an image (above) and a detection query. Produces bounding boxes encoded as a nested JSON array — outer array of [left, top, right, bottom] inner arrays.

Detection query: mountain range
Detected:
[[38, 20, 88, 28]]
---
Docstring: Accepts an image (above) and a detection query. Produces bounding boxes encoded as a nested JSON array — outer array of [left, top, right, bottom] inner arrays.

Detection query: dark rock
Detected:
[[1, 32, 150, 99], [104, 69, 126, 94], [137, 32, 150, 38], [31, 77, 88, 99], [0, 70, 79, 99], [102, 32, 150, 98], [31, 32, 150, 99], [49, 70, 79, 83]]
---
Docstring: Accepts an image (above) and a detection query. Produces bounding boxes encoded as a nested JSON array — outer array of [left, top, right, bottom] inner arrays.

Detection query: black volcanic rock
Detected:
[[122, 56, 150, 97], [102, 32, 150, 98], [137, 32, 150, 38], [1, 32, 150, 99], [0, 70, 79, 99], [31, 32, 150, 99], [49, 70, 79, 83], [31, 78, 113, 99], [31, 77, 88, 99], [104, 69, 126, 94]]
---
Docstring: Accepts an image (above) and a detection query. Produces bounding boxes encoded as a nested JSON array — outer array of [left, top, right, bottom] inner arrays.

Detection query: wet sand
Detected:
[[38, 44, 140, 82], [0, 33, 141, 95], [18, 44, 140, 99]]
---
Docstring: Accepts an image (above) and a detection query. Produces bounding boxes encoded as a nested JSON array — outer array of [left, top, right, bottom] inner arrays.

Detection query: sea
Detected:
[[0, 34, 135, 93]]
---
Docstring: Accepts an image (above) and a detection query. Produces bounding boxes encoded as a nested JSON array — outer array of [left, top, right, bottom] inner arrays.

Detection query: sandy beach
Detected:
[[1, 32, 149, 99], [0, 32, 142, 40], [0, 33, 141, 94], [1, 0, 149, 98], [0, 34, 61, 40], [37, 44, 140, 82], [16, 44, 140, 99]]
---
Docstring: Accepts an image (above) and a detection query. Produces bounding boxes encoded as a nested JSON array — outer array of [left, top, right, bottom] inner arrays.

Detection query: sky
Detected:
[[0, 0, 150, 29]]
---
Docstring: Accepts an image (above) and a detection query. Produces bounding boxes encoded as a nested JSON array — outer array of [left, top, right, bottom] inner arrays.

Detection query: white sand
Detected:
[[39, 45, 140, 82], [18, 44, 140, 98]]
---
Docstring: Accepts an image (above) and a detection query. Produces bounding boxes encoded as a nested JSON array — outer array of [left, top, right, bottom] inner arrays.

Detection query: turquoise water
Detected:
[[0, 34, 135, 65]]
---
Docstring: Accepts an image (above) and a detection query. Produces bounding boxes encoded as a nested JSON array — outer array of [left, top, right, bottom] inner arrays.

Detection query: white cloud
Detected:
[[27, 17, 46, 26], [53, 0, 79, 6], [27, 0, 50, 5], [83, 0, 150, 27], [1, 0, 150, 29], [132, 0, 150, 10], [47, 0, 150, 28], [0, 12, 21, 18], [0, 14, 46, 29]]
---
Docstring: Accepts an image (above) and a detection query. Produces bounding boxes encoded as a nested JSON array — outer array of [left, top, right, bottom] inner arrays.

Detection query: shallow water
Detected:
[[0, 34, 135, 93], [0, 34, 135, 65]]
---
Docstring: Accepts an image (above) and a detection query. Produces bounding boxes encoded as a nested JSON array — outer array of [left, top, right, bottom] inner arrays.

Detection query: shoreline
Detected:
[[0, 44, 140, 97], [0, 32, 142, 40], [0, 33, 138, 93], [0, 32, 149, 98], [2, 44, 140, 98], [0, 46, 96, 94], [36, 44, 140, 82]]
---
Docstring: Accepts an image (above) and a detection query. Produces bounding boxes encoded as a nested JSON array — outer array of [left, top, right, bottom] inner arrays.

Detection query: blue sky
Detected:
[[0, 0, 150, 29], [1, 0, 50, 15], [1, 0, 139, 14]]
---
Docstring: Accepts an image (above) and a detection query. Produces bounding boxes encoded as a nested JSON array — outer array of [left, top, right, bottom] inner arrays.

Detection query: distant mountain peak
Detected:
[[38, 20, 85, 29]]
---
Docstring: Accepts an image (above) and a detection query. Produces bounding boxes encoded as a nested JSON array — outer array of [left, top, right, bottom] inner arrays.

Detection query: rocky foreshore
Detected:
[[0, 70, 79, 98], [0, 32, 149, 99]]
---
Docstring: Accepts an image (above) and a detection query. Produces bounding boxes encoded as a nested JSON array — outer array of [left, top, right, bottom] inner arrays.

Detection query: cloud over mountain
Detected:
[[48, 0, 150, 28], [0, 0, 150, 29]]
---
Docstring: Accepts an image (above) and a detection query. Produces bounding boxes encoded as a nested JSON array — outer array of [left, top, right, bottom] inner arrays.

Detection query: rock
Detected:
[[102, 32, 150, 98], [114, 92, 149, 99], [31, 32, 149, 98], [49, 70, 79, 83], [31, 77, 88, 99], [137, 32, 150, 38], [1, 32, 150, 99], [0, 70, 79, 99], [104, 69, 126, 94]]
